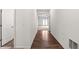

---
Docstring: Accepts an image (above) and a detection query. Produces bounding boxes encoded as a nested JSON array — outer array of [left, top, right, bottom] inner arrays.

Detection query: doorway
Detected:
[[37, 9, 50, 30]]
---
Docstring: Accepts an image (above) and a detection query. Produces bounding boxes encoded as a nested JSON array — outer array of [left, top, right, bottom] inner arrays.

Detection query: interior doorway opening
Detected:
[[37, 9, 50, 31]]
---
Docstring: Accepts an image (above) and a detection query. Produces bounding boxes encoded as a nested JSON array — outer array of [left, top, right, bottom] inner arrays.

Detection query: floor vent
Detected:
[[69, 39, 78, 49]]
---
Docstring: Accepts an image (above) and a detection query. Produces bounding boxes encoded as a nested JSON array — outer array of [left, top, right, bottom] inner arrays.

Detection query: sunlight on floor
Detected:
[[38, 26, 49, 30], [42, 30, 48, 41]]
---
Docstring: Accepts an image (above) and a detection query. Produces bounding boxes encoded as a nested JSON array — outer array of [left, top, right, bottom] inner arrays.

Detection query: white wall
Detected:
[[0, 10, 2, 46], [50, 9, 79, 49], [15, 9, 37, 48], [0, 10, 2, 25], [2, 9, 15, 45], [49, 10, 55, 32]]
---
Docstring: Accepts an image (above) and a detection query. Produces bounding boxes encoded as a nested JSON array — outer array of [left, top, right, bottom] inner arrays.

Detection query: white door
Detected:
[[2, 9, 15, 46]]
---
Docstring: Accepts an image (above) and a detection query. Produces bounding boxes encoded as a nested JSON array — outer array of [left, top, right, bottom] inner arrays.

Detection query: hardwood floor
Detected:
[[31, 30, 63, 49]]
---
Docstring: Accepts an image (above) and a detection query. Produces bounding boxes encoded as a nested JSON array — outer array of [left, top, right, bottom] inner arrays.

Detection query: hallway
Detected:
[[1, 9, 79, 49], [31, 30, 63, 49]]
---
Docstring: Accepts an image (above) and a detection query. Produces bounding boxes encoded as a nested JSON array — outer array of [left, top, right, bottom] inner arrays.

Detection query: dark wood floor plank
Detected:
[[31, 30, 63, 49]]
